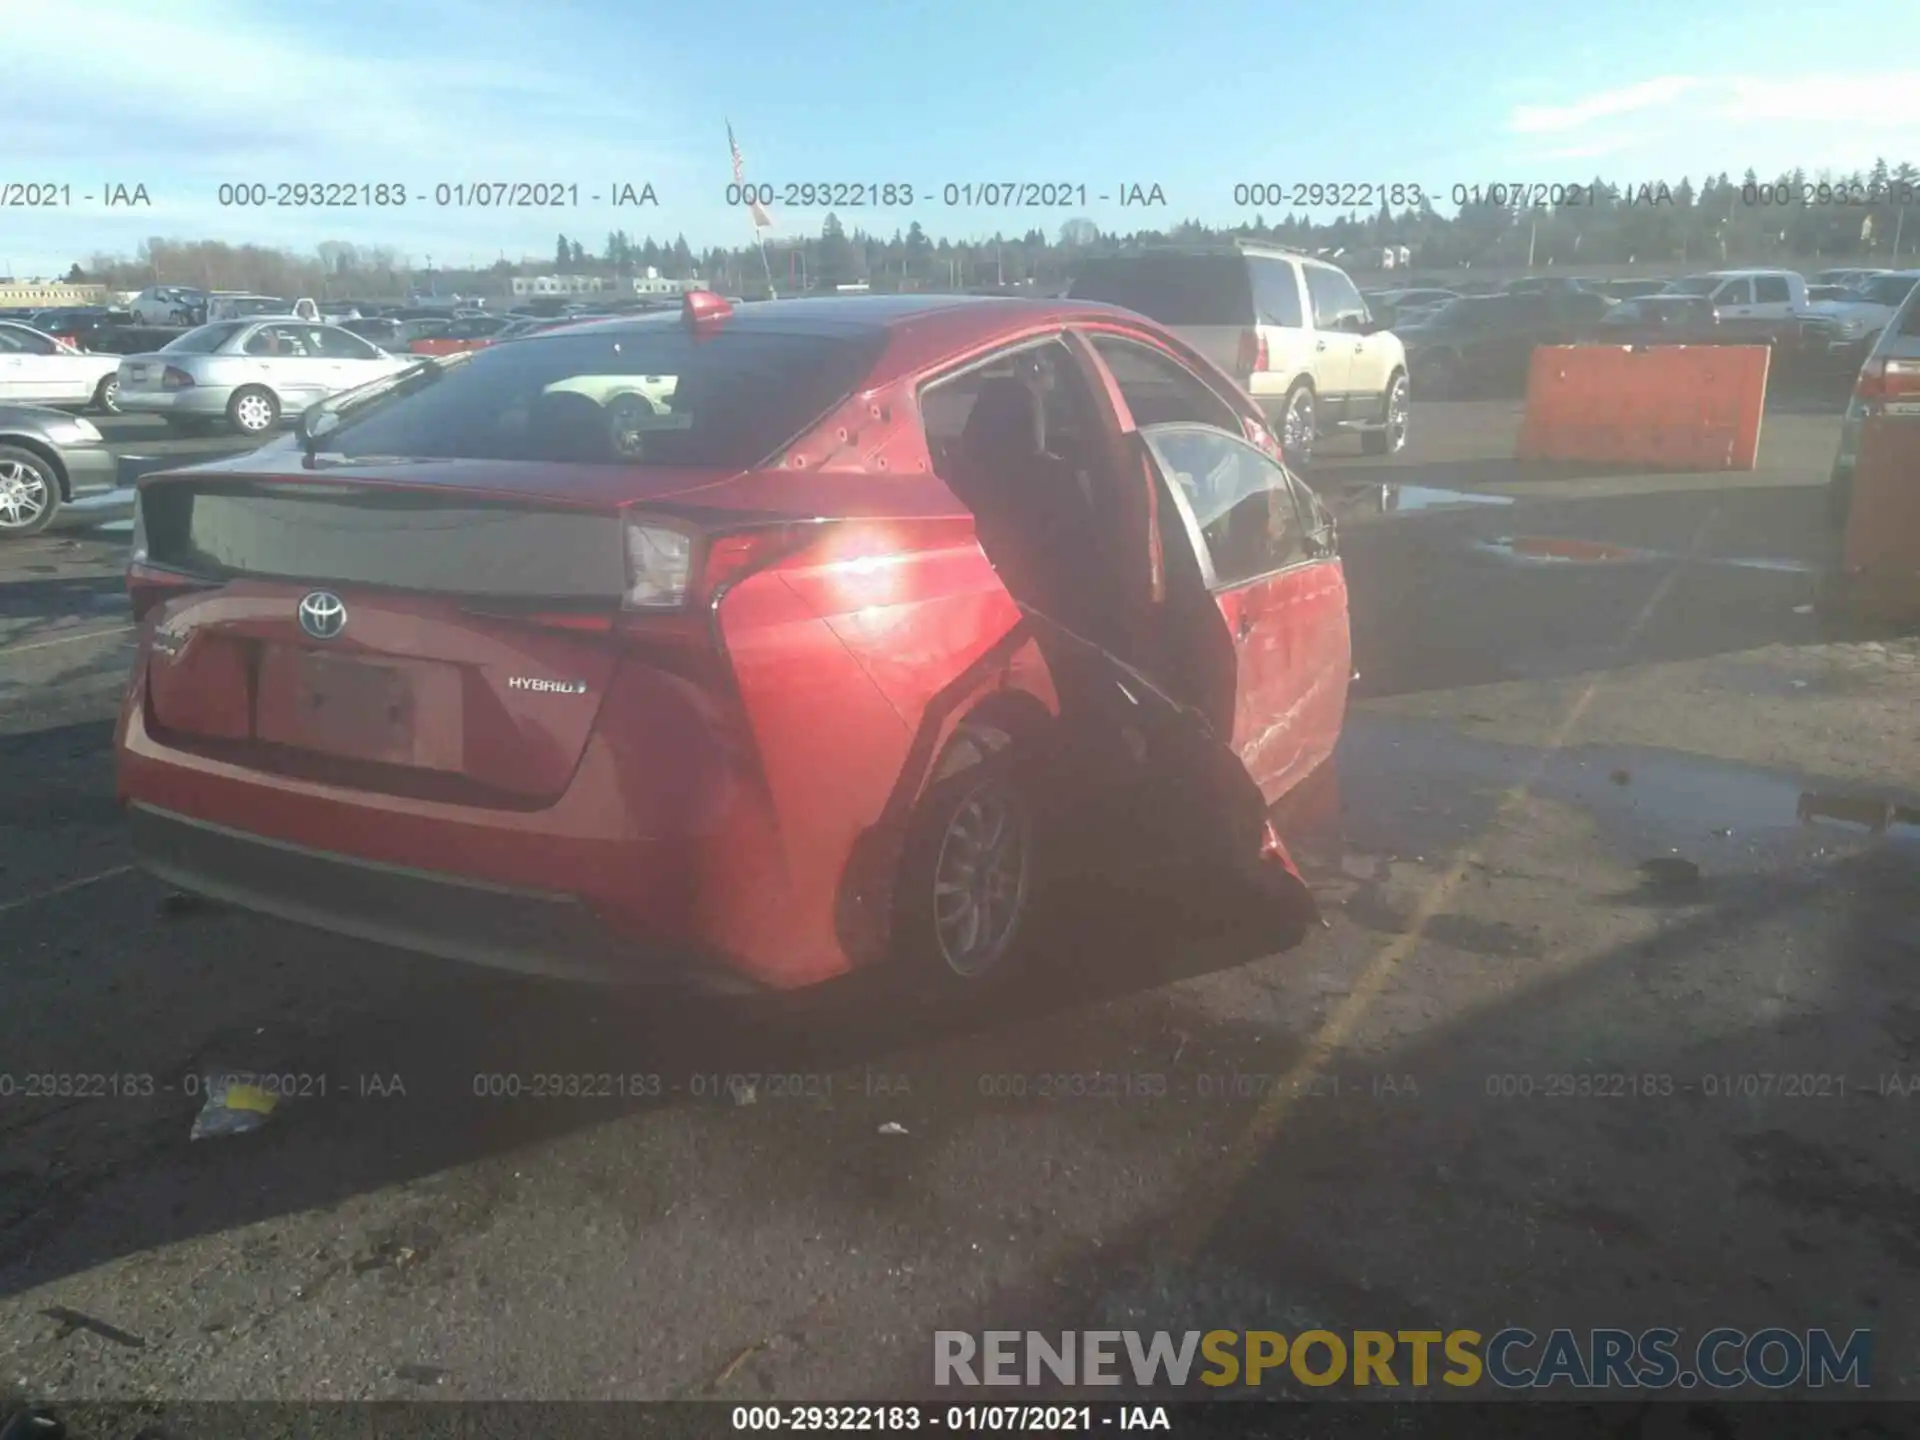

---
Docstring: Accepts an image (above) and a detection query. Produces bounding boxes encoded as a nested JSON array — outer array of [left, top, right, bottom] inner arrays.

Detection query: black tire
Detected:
[[0, 444, 62, 538], [1280, 382, 1317, 471], [91, 373, 122, 415], [892, 735, 1038, 989], [1360, 370, 1410, 455], [226, 386, 280, 436]]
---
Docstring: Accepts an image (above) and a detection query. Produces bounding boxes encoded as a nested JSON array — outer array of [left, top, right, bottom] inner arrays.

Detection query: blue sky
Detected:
[[2, 0, 1916, 277]]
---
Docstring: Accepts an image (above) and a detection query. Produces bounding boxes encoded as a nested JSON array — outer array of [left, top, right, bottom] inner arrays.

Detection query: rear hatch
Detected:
[[1067, 254, 1254, 378], [134, 477, 649, 805]]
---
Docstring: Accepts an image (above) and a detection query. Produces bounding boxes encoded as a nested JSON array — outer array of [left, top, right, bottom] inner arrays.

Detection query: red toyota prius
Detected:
[[116, 292, 1351, 993]]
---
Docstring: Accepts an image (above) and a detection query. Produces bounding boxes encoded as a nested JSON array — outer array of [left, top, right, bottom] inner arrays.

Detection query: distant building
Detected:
[[0, 282, 108, 307], [509, 267, 702, 299]]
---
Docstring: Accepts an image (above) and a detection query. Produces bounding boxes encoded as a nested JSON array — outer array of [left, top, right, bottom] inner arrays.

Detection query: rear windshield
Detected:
[[161, 323, 246, 353], [1067, 257, 1254, 326], [322, 322, 885, 469], [141, 483, 627, 599]]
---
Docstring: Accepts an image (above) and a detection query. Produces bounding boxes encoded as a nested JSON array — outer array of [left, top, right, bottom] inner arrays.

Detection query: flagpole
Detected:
[[728, 118, 778, 298]]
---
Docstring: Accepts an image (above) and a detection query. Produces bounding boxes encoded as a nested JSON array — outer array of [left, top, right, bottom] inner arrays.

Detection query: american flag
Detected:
[[727, 121, 774, 230]]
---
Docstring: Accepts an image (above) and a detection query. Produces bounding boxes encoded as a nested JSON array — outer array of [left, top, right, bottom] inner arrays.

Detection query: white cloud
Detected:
[[1509, 78, 1704, 135]]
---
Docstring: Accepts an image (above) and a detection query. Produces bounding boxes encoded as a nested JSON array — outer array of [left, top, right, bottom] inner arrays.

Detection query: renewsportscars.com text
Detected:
[[933, 1327, 1873, 1391]]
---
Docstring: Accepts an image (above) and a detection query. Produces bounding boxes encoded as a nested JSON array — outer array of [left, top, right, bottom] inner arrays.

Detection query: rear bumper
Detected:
[[128, 803, 757, 989]]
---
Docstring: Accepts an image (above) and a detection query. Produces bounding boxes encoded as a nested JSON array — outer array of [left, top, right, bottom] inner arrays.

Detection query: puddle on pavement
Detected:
[[1332, 714, 1920, 863], [1380, 484, 1515, 514], [1475, 535, 1815, 575]]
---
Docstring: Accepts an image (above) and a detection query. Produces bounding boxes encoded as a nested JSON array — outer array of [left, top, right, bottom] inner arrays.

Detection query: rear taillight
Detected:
[[1856, 357, 1920, 406], [624, 515, 696, 610], [1235, 329, 1268, 377], [161, 366, 194, 390]]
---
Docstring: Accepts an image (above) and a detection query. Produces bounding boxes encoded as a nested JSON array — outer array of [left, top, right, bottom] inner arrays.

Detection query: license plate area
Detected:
[[255, 647, 464, 771]]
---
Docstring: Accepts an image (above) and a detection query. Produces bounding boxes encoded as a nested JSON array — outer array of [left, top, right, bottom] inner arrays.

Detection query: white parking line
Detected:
[[0, 865, 135, 915], [0, 624, 134, 655]]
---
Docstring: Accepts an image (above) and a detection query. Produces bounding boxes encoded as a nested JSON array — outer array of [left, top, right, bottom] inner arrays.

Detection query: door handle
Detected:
[[1236, 609, 1256, 641], [1315, 340, 1328, 351]]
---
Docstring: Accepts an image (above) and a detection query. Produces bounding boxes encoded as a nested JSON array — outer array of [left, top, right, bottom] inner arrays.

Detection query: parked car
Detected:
[[1397, 291, 1610, 395], [1367, 288, 1459, 328], [406, 313, 518, 356], [1812, 268, 1890, 289], [0, 321, 126, 412], [28, 307, 132, 350], [1502, 276, 1604, 297], [115, 319, 415, 436], [339, 317, 406, 347], [129, 286, 208, 325], [1578, 295, 1724, 344], [1825, 279, 1920, 537], [0, 404, 117, 537], [1596, 278, 1673, 301], [1067, 243, 1408, 468], [205, 294, 295, 323], [1809, 271, 1920, 369], [116, 293, 1346, 993]]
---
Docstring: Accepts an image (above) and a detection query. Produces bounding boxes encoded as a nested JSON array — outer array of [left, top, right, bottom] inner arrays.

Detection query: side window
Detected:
[[1140, 423, 1311, 587], [1754, 275, 1791, 304], [315, 327, 379, 360], [1085, 334, 1241, 432], [244, 324, 309, 357], [1303, 264, 1369, 332], [1714, 278, 1754, 306], [1250, 259, 1304, 328], [5, 328, 57, 355], [919, 338, 1106, 486], [0, 331, 23, 354]]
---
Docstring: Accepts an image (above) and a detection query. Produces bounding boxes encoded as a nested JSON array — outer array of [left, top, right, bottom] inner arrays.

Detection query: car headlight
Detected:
[[44, 416, 102, 443], [1837, 319, 1864, 337]]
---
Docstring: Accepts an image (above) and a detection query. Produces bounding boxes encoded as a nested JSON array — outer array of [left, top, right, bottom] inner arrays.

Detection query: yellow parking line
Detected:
[[1167, 508, 1718, 1257], [0, 624, 134, 656], [0, 865, 136, 916]]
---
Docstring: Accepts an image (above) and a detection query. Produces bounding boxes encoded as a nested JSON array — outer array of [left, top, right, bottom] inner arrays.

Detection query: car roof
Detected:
[[527, 293, 1211, 386]]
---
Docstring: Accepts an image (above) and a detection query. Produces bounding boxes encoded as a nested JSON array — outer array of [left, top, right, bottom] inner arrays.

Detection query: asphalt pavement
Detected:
[[3, 398, 1919, 1410]]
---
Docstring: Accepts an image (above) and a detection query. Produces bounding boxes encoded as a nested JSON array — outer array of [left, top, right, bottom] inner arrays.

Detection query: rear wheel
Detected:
[[91, 374, 122, 415], [226, 386, 279, 436], [1280, 383, 1316, 470], [894, 734, 1037, 988], [1361, 371, 1409, 455], [0, 444, 61, 537]]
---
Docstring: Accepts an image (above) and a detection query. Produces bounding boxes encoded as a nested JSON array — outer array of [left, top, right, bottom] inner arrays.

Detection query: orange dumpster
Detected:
[[1517, 344, 1769, 471]]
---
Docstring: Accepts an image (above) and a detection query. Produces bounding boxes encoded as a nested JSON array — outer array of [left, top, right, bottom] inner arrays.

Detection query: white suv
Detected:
[[1068, 242, 1408, 468]]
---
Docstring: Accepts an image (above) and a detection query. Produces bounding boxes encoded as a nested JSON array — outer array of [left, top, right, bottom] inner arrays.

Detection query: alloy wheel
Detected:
[[1384, 376, 1410, 454], [1283, 389, 1316, 468], [0, 459, 50, 530], [930, 781, 1032, 979]]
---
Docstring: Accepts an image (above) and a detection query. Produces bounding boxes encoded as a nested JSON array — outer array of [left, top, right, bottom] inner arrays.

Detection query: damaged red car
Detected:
[[116, 292, 1351, 992]]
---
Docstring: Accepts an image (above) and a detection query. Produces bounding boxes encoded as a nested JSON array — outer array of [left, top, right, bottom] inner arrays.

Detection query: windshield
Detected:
[[159, 322, 247, 353], [1420, 298, 1497, 329], [1856, 275, 1920, 307], [320, 322, 885, 468]]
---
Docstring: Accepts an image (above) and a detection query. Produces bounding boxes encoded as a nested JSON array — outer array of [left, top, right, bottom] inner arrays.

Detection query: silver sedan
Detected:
[[115, 319, 414, 436]]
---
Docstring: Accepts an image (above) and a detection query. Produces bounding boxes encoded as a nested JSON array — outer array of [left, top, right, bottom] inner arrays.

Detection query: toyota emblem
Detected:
[[297, 590, 347, 640]]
